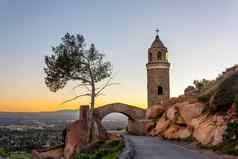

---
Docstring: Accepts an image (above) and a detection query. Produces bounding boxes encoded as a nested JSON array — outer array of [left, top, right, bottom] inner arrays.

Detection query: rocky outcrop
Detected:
[[64, 120, 89, 159], [148, 96, 227, 146], [150, 114, 170, 136], [146, 105, 165, 119], [147, 65, 238, 146], [192, 115, 227, 145], [177, 101, 205, 126]]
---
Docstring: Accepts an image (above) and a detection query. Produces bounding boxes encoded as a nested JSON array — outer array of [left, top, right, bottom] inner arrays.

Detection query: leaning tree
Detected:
[[44, 33, 113, 142]]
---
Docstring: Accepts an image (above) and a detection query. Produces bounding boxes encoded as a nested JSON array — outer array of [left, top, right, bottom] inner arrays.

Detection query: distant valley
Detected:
[[0, 110, 79, 125], [0, 110, 128, 130]]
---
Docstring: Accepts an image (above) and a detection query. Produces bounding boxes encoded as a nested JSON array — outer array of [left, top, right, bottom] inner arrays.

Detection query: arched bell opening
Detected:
[[157, 86, 163, 95]]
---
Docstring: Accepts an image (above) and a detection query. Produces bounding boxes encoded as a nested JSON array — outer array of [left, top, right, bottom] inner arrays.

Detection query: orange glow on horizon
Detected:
[[0, 98, 147, 112]]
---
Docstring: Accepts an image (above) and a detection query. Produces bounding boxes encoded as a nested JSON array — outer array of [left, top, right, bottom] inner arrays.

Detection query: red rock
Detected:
[[145, 104, 165, 119], [152, 114, 170, 135], [64, 120, 89, 159]]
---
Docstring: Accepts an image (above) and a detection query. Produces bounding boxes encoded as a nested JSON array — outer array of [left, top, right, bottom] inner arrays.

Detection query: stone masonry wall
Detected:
[[147, 66, 170, 107]]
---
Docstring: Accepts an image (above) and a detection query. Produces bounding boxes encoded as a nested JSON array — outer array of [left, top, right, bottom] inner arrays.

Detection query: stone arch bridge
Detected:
[[80, 103, 148, 135], [94, 103, 145, 120]]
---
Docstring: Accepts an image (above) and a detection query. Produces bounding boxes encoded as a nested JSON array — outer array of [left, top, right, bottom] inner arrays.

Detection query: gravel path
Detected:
[[125, 135, 218, 159]]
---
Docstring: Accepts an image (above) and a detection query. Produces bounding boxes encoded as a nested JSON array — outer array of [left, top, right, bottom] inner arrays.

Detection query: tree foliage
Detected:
[[44, 33, 112, 94], [193, 79, 214, 92]]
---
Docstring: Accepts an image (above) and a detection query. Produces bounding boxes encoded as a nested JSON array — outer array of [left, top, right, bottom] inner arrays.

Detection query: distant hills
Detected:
[[0, 110, 79, 125], [0, 110, 128, 130]]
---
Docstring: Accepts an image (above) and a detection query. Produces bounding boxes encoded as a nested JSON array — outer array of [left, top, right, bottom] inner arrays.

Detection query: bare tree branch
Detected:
[[72, 83, 91, 92], [60, 93, 91, 105], [95, 77, 119, 97], [95, 93, 106, 98]]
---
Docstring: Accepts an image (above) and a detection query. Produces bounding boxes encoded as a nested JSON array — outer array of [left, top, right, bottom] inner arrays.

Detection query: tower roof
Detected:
[[150, 35, 167, 49]]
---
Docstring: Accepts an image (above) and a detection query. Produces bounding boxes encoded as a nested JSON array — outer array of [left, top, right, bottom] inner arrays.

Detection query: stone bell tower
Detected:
[[146, 30, 170, 107]]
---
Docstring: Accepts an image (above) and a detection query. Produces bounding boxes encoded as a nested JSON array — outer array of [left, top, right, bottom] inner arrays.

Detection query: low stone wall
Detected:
[[119, 135, 135, 159]]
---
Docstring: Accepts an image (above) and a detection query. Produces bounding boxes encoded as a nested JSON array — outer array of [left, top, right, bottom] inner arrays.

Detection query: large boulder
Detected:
[[151, 114, 170, 136], [177, 102, 205, 126], [146, 105, 165, 119], [192, 117, 216, 145], [212, 115, 227, 145], [163, 124, 180, 139], [190, 114, 208, 129], [64, 120, 89, 159], [64, 119, 109, 159], [212, 125, 227, 145], [166, 106, 178, 122], [163, 125, 192, 140], [192, 115, 226, 146]]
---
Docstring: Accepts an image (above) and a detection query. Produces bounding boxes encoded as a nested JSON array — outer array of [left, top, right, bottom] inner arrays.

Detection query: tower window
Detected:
[[149, 52, 152, 62], [157, 51, 162, 60], [158, 86, 163, 95]]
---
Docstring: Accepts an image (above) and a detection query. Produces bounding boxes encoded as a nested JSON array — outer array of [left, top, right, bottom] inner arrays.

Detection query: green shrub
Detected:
[[75, 139, 124, 159], [9, 152, 32, 159], [211, 122, 238, 155], [193, 79, 214, 92], [198, 95, 210, 103], [182, 136, 193, 143], [222, 143, 238, 155], [223, 122, 238, 143], [209, 74, 238, 114], [0, 148, 10, 158]]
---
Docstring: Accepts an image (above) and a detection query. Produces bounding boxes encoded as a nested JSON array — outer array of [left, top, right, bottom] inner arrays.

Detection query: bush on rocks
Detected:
[[212, 122, 238, 155], [209, 74, 238, 114]]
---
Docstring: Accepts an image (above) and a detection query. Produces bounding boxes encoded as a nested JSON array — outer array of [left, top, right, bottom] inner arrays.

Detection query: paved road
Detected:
[[125, 135, 216, 159]]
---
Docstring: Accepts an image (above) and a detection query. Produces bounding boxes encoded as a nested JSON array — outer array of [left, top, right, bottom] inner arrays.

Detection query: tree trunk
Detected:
[[88, 82, 95, 143]]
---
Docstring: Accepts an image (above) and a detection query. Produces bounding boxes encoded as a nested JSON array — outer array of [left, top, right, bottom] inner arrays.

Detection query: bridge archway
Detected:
[[94, 103, 145, 121], [94, 103, 146, 134], [101, 112, 128, 131]]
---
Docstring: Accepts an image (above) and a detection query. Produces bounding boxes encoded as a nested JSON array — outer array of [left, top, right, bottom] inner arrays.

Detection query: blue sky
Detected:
[[0, 0, 238, 111]]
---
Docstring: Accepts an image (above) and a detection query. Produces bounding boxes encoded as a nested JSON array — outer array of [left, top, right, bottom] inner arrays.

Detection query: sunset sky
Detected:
[[1, 0, 238, 112]]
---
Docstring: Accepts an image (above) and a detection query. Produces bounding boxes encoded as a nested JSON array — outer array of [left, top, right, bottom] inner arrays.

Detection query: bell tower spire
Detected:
[[146, 30, 170, 107]]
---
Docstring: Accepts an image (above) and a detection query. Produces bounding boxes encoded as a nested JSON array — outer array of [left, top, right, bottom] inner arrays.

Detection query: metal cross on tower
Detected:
[[155, 28, 159, 36]]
